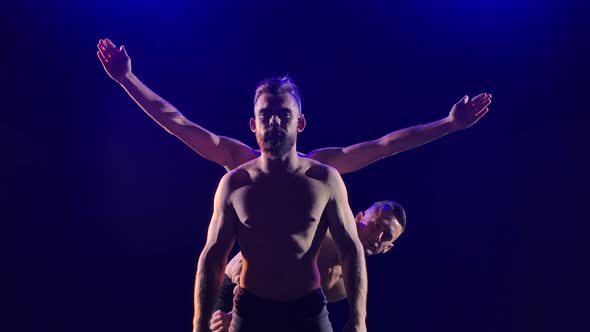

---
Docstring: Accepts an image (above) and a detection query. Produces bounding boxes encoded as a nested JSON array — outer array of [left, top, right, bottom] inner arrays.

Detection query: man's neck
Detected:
[[260, 147, 300, 173]]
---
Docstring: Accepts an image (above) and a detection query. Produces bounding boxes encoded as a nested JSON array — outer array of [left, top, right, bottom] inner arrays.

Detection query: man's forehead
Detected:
[[255, 93, 299, 112], [367, 211, 400, 229]]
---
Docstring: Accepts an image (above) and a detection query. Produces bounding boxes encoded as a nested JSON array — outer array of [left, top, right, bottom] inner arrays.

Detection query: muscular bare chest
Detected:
[[231, 173, 329, 234]]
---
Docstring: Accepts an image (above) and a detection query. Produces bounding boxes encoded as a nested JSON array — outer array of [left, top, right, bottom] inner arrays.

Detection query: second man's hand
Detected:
[[209, 310, 232, 332], [448, 93, 492, 131], [97, 38, 131, 83]]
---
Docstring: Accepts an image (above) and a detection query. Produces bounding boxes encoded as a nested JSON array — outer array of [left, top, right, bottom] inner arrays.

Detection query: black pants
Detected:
[[230, 287, 333, 332]]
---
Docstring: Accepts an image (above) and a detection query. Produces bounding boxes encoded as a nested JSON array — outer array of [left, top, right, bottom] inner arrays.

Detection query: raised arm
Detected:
[[193, 174, 238, 332], [306, 93, 492, 174], [96, 38, 258, 171], [324, 168, 367, 332]]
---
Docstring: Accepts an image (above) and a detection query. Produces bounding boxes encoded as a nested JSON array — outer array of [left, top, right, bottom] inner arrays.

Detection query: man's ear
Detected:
[[297, 114, 306, 132], [355, 211, 364, 223], [382, 243, 394, 254], [249, 118, 256, 132]]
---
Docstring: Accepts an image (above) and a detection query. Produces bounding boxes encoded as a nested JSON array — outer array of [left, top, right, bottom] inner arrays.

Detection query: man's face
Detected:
[[356, 208, 404, 256], [250, 93, 304, 157]]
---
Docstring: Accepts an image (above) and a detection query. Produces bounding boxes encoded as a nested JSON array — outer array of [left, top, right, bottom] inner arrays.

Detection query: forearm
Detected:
[[118, 73, 187, 133], [340, 245, 368, 323], [194, 250, 227, 332], [307, 116, 459, 174], [376, 116, 458, 156], [118, 73, 242, 166]]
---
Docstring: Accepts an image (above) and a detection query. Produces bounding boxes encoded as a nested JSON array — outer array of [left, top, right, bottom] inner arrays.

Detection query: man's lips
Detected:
[[265, 129, 285, 138]]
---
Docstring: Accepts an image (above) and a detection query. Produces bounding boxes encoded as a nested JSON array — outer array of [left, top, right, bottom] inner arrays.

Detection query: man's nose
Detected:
[[374, 232, 384, 243], [269, 115, 281, 126]]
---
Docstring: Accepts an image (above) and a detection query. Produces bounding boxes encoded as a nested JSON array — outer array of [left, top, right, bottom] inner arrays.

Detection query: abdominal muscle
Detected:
[[238, 240, 323, 301]]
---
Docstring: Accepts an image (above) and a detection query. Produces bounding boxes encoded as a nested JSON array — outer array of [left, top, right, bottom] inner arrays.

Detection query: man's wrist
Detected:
[[443, 115, 462, 133], [118, 72, 135, 87]]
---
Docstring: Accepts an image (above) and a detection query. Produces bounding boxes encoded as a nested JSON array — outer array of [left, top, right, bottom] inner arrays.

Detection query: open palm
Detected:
[[449, 93, 492, 130], [96, 38, 131, 83]]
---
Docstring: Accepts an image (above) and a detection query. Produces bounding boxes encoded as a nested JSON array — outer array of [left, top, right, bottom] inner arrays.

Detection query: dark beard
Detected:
[[257, 129, 294, 157]]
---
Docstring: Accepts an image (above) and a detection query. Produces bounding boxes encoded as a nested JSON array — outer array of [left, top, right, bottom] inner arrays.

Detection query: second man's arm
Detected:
[[306, 93, 492, 174], [97, 38, 257, 171]]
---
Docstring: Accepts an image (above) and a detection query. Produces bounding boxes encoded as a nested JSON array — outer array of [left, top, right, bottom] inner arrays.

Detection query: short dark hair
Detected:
[[369, 200, 407, 231], [254, 75, 302, 113]]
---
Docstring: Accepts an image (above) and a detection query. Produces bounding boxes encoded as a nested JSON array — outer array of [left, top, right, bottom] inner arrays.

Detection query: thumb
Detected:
[[120, 45, 128, 56], [461, 95, 469, 104]]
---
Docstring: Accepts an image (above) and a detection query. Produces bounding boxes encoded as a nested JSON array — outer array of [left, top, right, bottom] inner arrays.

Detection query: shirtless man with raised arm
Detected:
[[96, 38, 492, 176], [192, 79, 367, 331], [96, 38, 492, 331]]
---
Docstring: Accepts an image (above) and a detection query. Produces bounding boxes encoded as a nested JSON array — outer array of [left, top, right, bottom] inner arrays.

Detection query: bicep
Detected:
[[205, 210, 237, 257], [169, 116, 257, 170], [306, 140, 384, 174], [219, 136, 259, 170], [205, 177, 238, 258], [306, 148, 344, 169], [324, 171, 360, 250]]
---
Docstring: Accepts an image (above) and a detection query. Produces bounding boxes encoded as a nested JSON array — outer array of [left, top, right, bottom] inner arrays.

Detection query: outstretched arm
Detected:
[[325, 168, 367, 332], [306, 93, 492, 174], [96, 38, 258, 171], [193, 174, 237, 332]]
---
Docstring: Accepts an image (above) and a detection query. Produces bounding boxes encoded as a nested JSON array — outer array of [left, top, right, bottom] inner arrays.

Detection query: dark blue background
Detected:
[[5, 1, 589, 331]]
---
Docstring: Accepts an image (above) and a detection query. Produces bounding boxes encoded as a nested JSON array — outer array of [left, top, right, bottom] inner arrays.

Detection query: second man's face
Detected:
[[358, 210, 403, 256], [251, 93, 303, 157]]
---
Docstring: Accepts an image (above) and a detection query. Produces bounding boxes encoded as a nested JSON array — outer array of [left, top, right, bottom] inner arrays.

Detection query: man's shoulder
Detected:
[[300, 157, 341, 184], [221, 159, 259, 190]]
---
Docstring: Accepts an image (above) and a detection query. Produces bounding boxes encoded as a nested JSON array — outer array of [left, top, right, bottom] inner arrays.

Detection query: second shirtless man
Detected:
[[193, 81, 367, 332]]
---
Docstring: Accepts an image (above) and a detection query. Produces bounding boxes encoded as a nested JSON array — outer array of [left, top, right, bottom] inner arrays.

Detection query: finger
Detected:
[[471, 93, 486, 103], [97, 51, 108, 65], [97, 42, 105, 52], [100, 40, 116, 58], [478, 98, 492, 110], [460, 95, 469, 104], [106, 38, 118, 50], [105, 39, 121, 55], [475, 107, 489, 118], [471, 93, 490, 105], [99, 39, 109, 52], [120, 45, 128, 56], [209, 315, 220, 324], [97, 43, 111, 59], [210, 320, 223, 330], [473, 98, 492, 111]]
